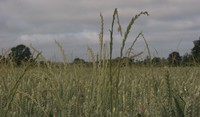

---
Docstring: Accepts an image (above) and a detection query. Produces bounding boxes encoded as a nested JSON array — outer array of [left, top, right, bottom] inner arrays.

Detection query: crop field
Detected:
[[1, 9, 200, 117], [0, 63, 200, 117]]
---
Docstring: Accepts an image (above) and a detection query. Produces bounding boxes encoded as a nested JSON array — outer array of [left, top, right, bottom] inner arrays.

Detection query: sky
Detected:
[[0, 0, 200, 62]]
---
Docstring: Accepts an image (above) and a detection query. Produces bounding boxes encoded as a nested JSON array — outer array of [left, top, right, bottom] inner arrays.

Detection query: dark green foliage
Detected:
[[168, 51, 182, 66], [191, 37, 200, 63], [152, 57, 162, 66], [182, 53, 194, 66], [73, 58, 85, 64], [9, 44, 32, 66]]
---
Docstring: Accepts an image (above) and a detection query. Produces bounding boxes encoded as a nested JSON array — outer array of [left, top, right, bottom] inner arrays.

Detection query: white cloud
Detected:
[[18, 34, 57, 45], [17, 30, 100, 46]]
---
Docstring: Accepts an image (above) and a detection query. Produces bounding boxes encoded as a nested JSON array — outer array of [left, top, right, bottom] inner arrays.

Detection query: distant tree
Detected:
[[143, 56, 151, 66], [161, 57, 168, 66], [120, 57, 134, 66], [168, 51, 182, 66], [191, 37, 200, 63], [9, 44, 32, 66], [111, 57, 134, 66], [73, 58, 85, 64], [182, 53, 194, 66], [152, 57, 161, 66]]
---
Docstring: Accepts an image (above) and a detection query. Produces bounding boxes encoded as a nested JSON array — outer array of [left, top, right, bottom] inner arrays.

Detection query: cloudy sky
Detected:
[[0, 0, 200, 62]]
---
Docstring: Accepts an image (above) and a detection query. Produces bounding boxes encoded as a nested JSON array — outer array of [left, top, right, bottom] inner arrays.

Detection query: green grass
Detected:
[[0, 64, 200, 116], [0, 8, 200, 117]]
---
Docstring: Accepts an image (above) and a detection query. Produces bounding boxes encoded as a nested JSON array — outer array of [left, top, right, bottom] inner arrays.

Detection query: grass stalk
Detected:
[[55, 40, 68, 69], [3, 65, 30, 117], [141, 33, 152, 65], [109, 8, 118, 116], [99, 13, 104, 66], [165, 70, 174, 117]]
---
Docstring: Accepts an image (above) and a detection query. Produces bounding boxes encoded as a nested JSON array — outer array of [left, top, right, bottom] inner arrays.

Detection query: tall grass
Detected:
[[0, 8, 200, 117], [107, 8, 149, 116], [1, 64, 200, 116]]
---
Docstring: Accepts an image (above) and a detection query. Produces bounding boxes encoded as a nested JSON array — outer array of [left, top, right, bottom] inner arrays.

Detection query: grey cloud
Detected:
[[0, 0, 200, 60]]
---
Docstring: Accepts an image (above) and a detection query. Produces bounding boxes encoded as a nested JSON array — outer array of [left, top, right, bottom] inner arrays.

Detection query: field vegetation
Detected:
[[0, 8, 200, 117]]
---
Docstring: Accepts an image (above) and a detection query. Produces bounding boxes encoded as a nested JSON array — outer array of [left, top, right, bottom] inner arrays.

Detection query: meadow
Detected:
[[0, 8, 200, 117]]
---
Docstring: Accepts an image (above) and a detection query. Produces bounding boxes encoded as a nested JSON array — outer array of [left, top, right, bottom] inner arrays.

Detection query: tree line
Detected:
[[72, 37, 200, 67], [1, 37, 200, 67]]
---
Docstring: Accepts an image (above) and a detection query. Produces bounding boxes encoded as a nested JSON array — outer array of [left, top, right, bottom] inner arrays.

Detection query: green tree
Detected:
[[191, 37, 200, 63], [152, 57, 162, 66], [73, 58, 85, 64], [168, 51, 182, 66], [9, 44, 32, 66], [182, 53, 194, 66]]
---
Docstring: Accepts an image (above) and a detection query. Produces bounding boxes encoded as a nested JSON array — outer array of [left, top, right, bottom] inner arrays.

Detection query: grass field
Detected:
[[1, 8, 200, 117], [0, 63, 200, 117]]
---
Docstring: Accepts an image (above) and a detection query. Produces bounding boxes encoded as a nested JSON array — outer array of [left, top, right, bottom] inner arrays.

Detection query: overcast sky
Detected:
[[0, 0, 200, 62]]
